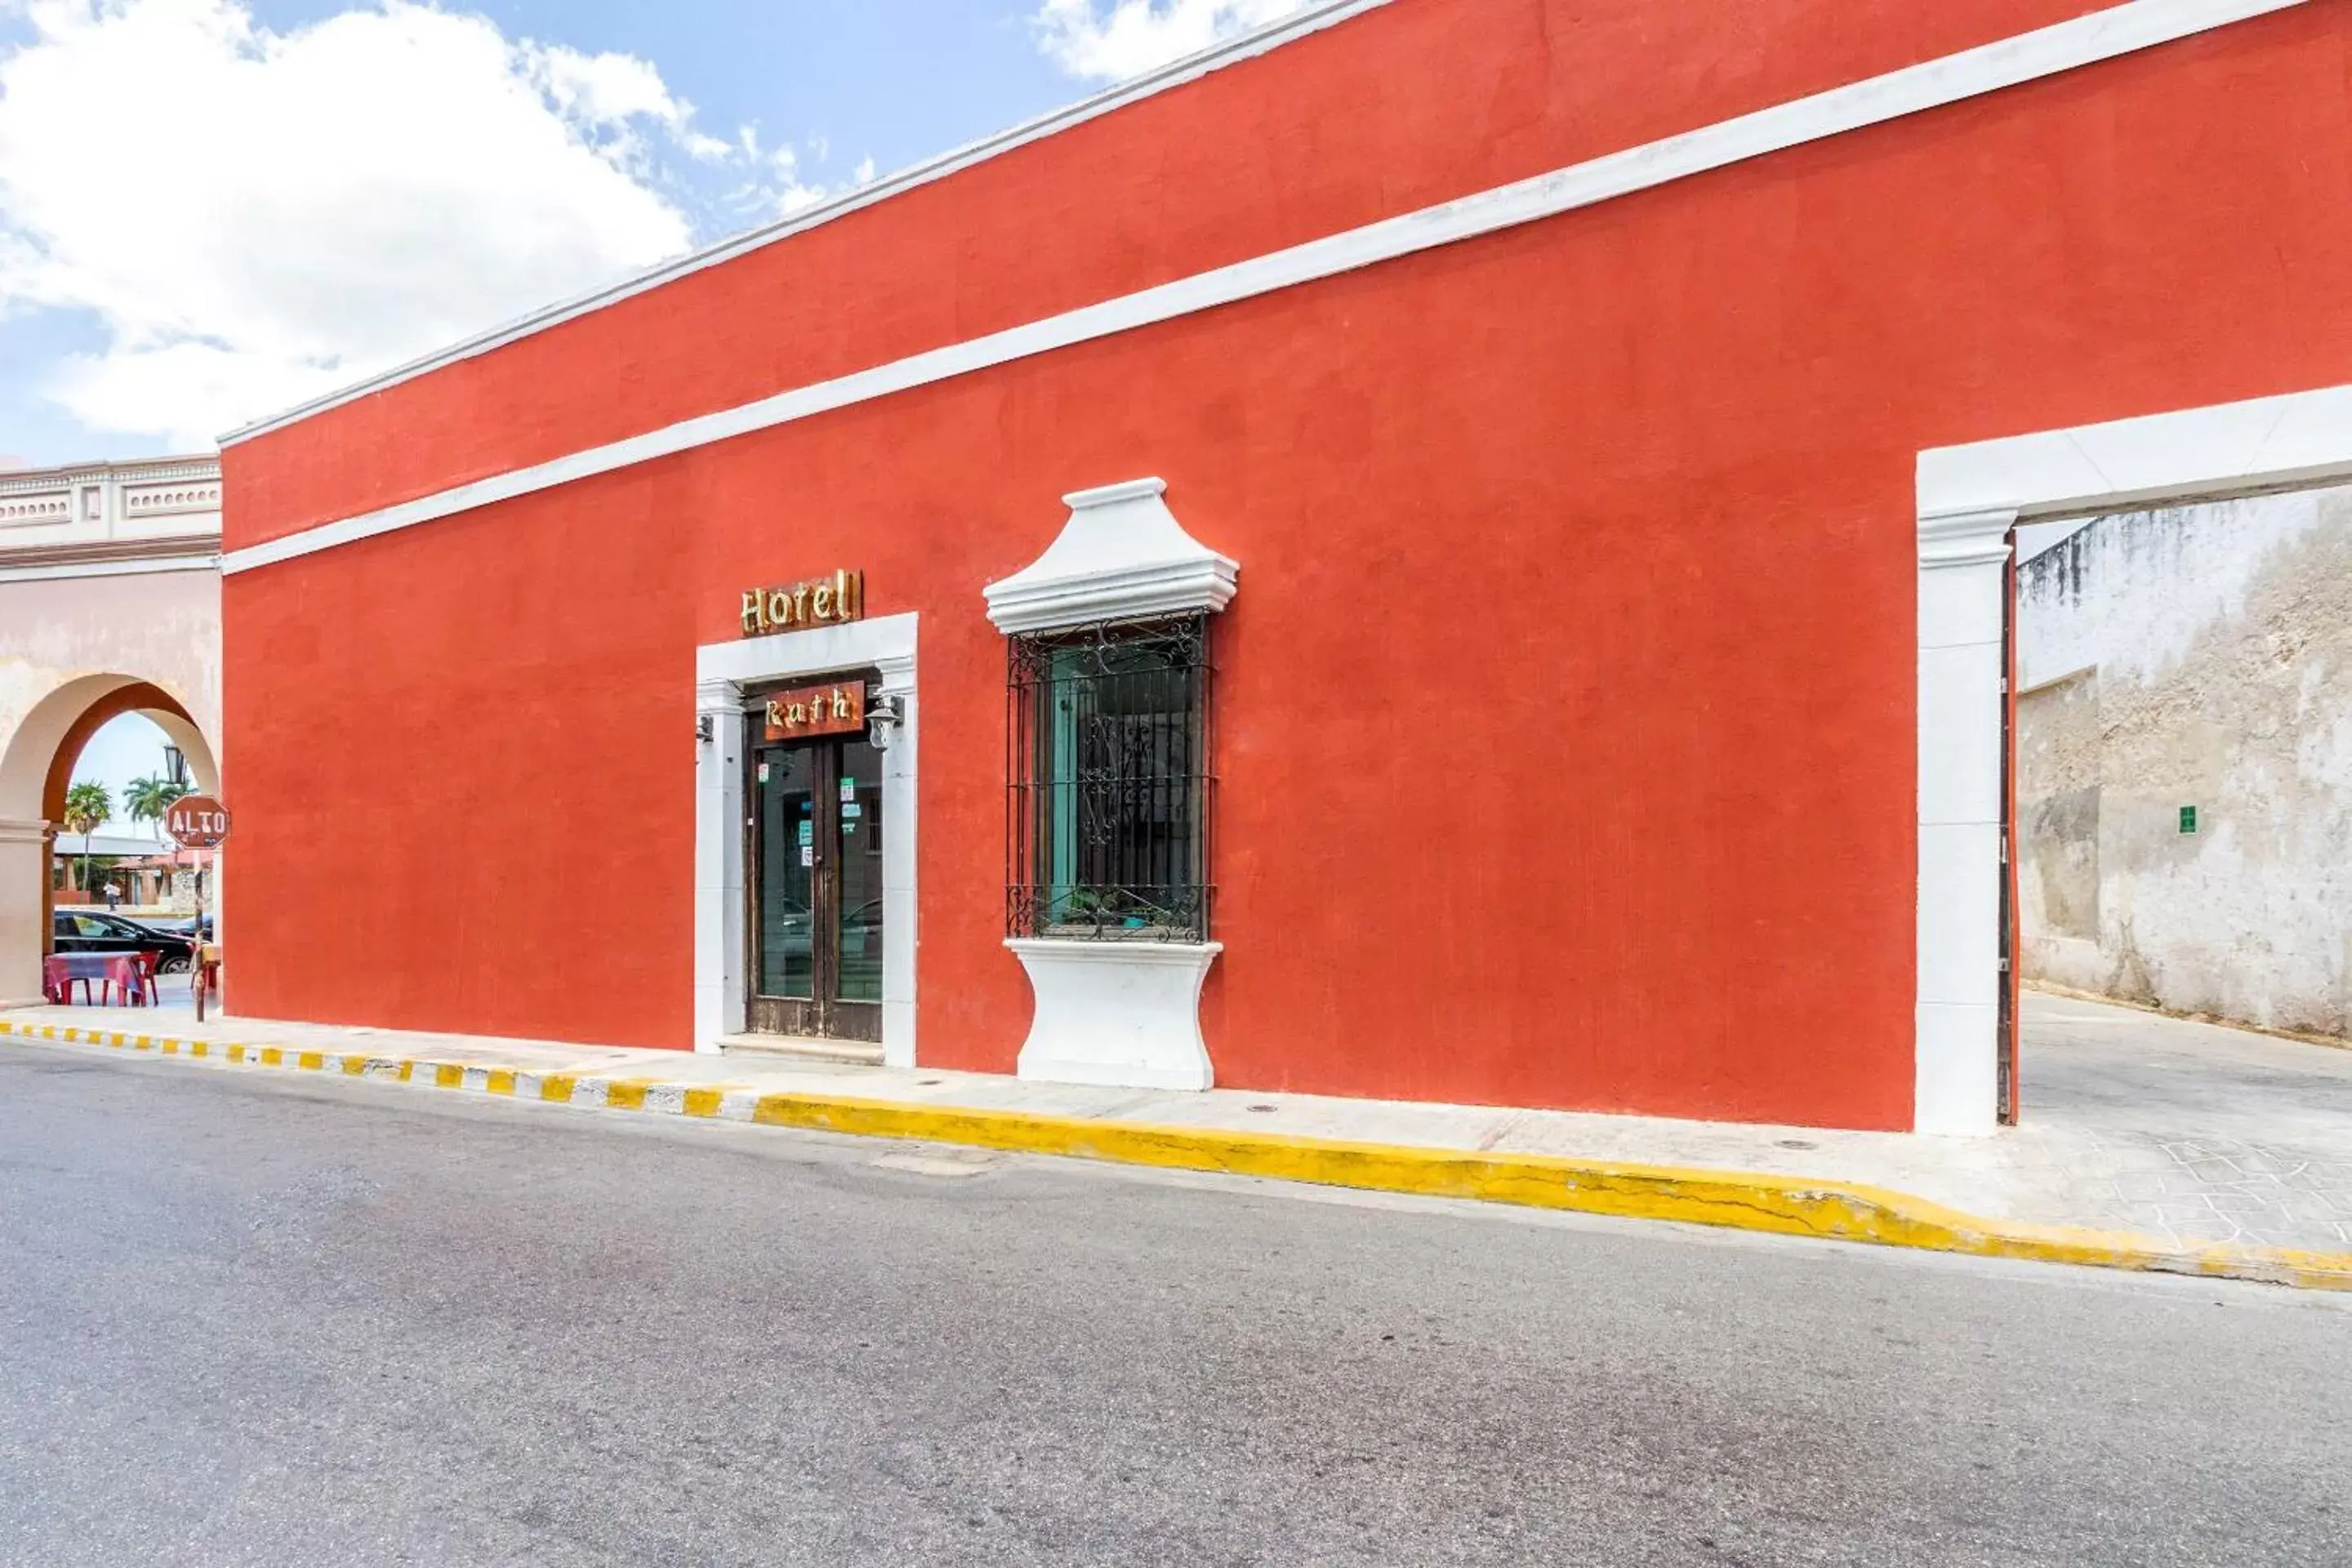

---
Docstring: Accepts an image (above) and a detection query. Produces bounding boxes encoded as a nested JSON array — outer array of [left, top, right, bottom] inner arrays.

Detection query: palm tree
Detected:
[[124, 774, 189, 839], [60, 781, 110, 895]]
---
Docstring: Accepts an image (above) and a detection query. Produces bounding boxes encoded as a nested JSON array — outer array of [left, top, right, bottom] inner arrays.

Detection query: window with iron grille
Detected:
[[1006, 614, 1211, 942]]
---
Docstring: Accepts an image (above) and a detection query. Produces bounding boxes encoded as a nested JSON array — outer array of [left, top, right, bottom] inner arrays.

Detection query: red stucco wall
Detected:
[[223, 0, 2114, 548], [221, 0, 2352, 1129]]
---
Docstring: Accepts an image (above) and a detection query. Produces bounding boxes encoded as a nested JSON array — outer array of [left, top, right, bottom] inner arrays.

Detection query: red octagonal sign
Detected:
[[164, 795, 232, 849]]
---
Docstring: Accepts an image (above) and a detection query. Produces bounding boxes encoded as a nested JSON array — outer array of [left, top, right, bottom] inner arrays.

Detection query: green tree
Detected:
[[124, 774, 189, 835], [60, 781, 110, 895]]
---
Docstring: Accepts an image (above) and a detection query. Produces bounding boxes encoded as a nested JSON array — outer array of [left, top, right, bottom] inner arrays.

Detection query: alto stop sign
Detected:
[[164, 795, 232, 849]]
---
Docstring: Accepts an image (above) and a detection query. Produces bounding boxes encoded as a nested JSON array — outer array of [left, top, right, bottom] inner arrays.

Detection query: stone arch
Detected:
[[0, 672, 222, 1005]]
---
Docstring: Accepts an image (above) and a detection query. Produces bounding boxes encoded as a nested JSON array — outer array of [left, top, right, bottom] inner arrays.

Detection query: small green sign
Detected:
[[2179, 805, 2198, 835]]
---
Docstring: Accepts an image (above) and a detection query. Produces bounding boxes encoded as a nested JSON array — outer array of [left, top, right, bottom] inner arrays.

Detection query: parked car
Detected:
[[137, 914, 213, 943], [52, 911, 199, 973]]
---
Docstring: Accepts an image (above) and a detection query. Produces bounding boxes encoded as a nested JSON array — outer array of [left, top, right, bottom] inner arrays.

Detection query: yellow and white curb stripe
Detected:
[[0, 1018, 760, 1122], [7, 1016, 2349, 1292]]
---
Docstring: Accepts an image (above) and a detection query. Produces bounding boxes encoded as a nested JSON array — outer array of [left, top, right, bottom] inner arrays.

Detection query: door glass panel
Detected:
[[833, 737, 884, 1004], [757, 746, 816, 999]]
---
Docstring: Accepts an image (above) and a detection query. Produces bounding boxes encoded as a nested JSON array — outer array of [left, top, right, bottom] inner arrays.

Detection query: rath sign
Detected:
[[764, 682, 865, 741], [163, 795, 232, 849]]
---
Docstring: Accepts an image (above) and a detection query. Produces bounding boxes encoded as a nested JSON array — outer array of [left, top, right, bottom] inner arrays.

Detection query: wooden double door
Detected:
[[746, 716, 886, 1043]]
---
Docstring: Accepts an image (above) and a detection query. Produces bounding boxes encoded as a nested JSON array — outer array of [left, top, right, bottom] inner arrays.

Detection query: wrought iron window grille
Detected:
[[1005, 614, 1212, 942]]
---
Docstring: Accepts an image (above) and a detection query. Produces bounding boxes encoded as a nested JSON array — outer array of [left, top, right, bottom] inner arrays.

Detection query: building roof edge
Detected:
[[216, 0, 1394, 449]]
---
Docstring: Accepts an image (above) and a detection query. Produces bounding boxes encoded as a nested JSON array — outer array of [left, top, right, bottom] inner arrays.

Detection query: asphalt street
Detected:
[[1, 1044, 2346, 1567]]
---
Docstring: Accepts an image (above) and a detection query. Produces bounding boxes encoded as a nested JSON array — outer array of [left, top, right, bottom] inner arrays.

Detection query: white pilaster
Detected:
[[1913, 507, 2013, 1135], [0, 817, 51, 1007], [693, 678, 746, 1053], [874, 650, 918, 1067]]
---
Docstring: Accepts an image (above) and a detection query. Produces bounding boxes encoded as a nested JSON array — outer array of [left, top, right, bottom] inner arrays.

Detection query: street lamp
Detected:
[[163, 744, 188, 788]]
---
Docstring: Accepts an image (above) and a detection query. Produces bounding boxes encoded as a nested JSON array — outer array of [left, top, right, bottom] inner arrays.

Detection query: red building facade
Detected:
[[220, 0, 2352, 1132]]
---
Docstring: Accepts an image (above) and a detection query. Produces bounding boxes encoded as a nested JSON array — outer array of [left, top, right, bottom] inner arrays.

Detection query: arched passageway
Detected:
[[0, 674, 221, 1005]]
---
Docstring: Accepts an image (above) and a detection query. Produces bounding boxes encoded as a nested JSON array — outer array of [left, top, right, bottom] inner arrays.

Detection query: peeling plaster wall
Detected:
[[2016, 489, 2352, 1039]]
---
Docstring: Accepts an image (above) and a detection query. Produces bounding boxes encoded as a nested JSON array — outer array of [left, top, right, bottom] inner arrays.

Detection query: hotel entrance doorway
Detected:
[[746, 684, 884, 1044]]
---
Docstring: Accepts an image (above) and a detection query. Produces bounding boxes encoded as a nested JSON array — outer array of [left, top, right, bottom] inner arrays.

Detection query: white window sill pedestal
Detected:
[[1007, 938, 1223, 1092]]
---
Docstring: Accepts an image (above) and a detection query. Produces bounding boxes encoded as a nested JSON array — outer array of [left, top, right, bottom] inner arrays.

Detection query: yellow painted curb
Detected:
[[6, 1016, 2347, 1291]]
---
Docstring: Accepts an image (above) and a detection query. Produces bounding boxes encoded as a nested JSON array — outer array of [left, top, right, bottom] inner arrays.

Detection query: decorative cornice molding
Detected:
[[0, 453, 223, 579], [220, 0, 2304, 579], [1916, 507, 2018, 568], [0, 557, 220, 585], [984, 479, 1238, 635], [0, 534, 223, 569], [694, 610, 920, 688], [0, 455, 219, 493], [0, 540, 221, 585]]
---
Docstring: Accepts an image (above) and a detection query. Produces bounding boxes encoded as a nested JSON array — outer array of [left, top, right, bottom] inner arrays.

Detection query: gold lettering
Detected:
[[787, 702, 808, 726], [742, 572, 864, 636], [766, 701, 785, 729], [830, 688, 851, 719]]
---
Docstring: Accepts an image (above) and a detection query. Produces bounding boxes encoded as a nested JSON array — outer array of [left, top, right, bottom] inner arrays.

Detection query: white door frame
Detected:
[[695, 612, 918, 1064], [1913, 381, 2352, 1133]]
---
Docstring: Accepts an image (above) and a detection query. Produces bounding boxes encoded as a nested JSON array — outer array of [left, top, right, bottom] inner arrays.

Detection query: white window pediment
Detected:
[[982, 479, 1237, 635]]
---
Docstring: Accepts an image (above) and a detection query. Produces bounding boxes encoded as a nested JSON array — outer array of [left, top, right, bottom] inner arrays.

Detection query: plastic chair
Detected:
[[125, 952, 160, 1007]]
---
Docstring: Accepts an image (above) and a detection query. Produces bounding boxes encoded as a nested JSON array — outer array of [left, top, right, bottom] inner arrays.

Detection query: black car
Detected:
[[139, 914, 214, 943], [52, 911, 199, 973]]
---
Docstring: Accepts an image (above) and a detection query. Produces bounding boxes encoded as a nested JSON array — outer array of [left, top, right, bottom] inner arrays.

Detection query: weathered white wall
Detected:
[[2016, 488, 2352, 1038], [0, 571, 222, 751]]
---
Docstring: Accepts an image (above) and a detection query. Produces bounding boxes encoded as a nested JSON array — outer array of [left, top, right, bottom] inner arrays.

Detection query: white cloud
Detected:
[[1031, 0, 1311, 82], [0, 0, 803, 448], [523, 39, 686, 129], [717, 126, 837, 219]]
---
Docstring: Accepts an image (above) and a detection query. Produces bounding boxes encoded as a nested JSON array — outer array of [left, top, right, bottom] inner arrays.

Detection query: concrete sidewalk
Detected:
[[5, 990, 2349, 1288]]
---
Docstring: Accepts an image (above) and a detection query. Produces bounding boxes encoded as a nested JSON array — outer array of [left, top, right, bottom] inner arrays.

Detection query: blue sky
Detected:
[[0, 0, 1298, 465]]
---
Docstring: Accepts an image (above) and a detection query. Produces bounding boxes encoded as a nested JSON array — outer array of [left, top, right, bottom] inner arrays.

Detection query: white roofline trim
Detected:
[[0, 454, 218, 489], [216, 0, 1397, 447], [1918, 379, 2352, 523], [220, 0, 2304, 576], [0, 552, 220, 586]]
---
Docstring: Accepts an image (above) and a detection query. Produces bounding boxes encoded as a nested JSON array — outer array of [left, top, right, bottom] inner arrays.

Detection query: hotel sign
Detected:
[[764, 681, 866, 741], [742, 569, 863, 636]]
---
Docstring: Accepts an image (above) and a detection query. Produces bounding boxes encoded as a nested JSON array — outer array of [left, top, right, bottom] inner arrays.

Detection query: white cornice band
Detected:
[[1917, 380, 2352, 523], [217, 0, 1398, 447], [0, 454, 218, 491], [0, 551, 221, 586], [219, 0, 2301, 580]]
